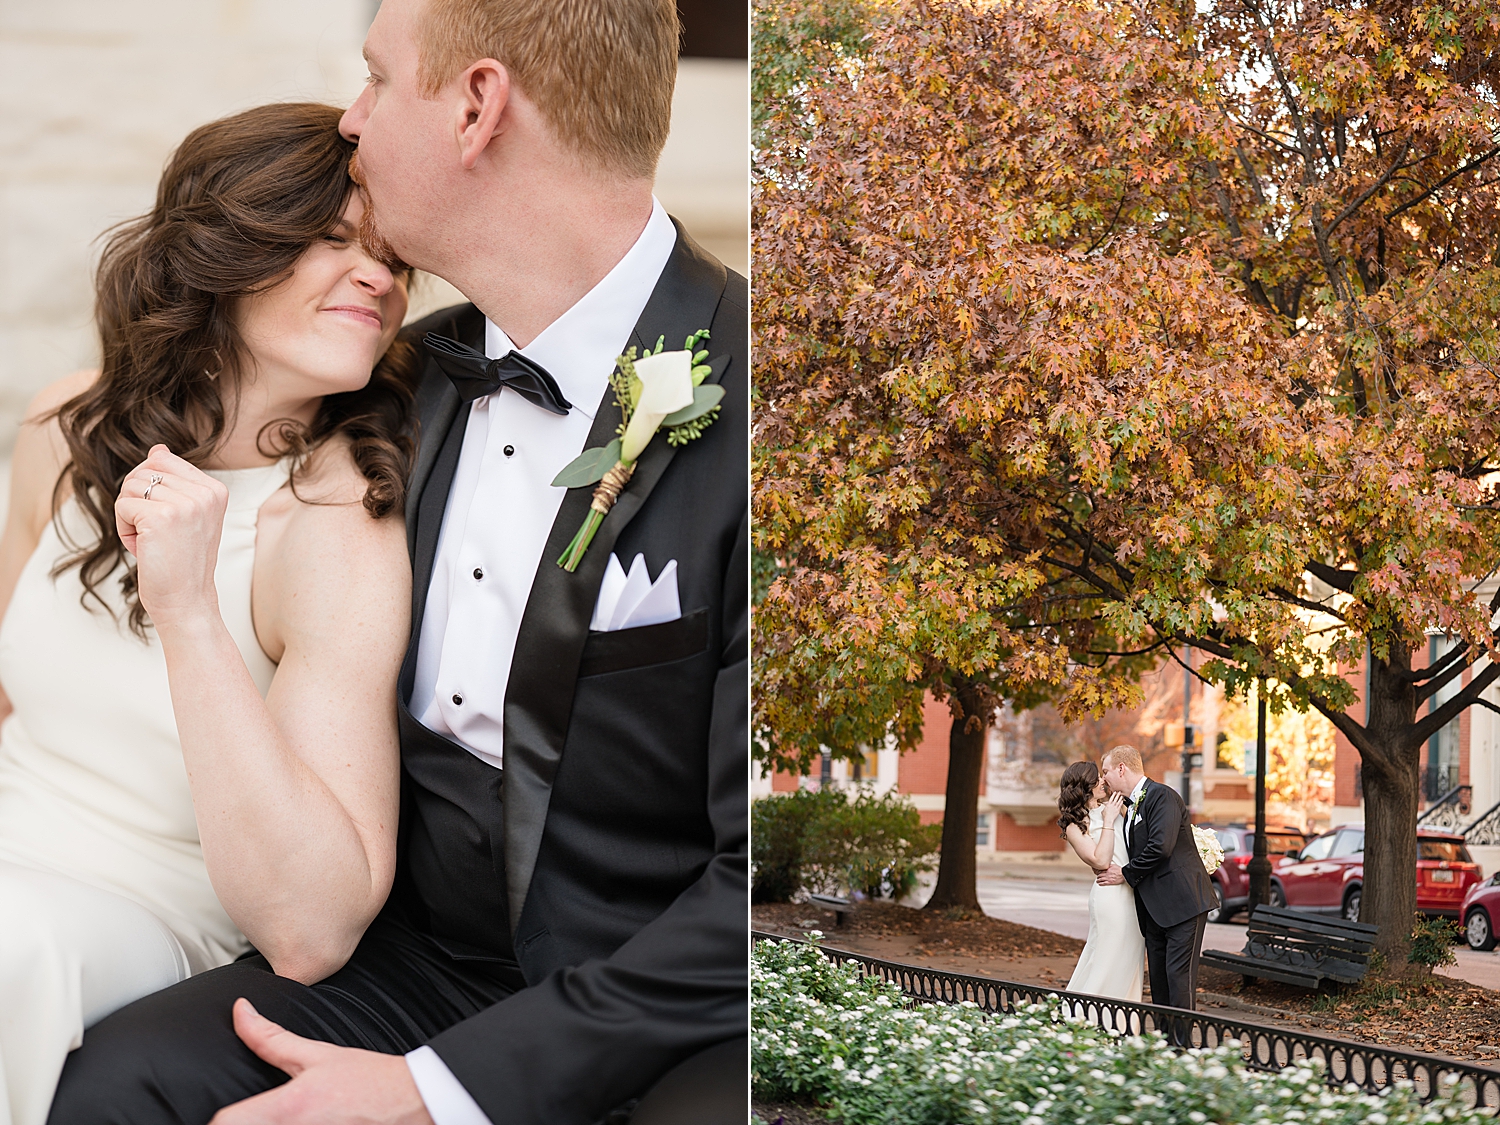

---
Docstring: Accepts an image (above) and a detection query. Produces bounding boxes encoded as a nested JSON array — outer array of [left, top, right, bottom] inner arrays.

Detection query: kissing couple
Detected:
[[1057, 746, 1217, 1015], [0, 2, 746, 1124]]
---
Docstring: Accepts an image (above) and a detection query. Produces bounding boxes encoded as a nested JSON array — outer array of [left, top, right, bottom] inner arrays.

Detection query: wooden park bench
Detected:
[[1200, 905, 1378, 990], [807, 892, 854, 927]]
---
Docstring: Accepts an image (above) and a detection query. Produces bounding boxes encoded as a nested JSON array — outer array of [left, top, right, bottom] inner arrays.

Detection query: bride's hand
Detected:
[[1100, 791, 1125, 828], [115, 445, 229, 628]]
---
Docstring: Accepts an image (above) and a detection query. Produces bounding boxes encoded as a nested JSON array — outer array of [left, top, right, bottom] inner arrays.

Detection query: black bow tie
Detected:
[[423, 333, 573, 415], [1121, 796, 1134, 809]]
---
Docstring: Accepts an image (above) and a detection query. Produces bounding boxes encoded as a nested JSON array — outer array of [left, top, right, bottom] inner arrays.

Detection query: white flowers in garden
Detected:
[[752, 939, 1489, 1124]]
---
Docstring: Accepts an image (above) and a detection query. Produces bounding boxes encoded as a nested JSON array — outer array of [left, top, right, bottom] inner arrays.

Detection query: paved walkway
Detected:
[[976, 871, 1500, 991]]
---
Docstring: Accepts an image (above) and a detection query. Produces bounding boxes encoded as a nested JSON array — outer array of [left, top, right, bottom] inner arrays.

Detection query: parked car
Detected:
[[1462, 872, 1500, 950], [1268, 825, 1482, 923], [1205, 824, 1308, 923]]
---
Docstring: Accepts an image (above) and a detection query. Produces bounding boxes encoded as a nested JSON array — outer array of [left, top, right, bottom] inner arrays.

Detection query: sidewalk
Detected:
[[975, 851, 1096, 883]]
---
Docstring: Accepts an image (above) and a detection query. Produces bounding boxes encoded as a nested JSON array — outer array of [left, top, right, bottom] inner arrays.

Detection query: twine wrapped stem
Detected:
[[558, 460, 637, 572]]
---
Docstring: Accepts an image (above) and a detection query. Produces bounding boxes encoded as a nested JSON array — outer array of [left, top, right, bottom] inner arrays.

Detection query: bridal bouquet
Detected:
[[1192, 824, 1225, 874]]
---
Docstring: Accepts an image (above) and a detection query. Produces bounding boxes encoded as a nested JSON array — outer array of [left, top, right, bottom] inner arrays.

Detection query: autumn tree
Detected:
[[753, 0, 1500, 956]]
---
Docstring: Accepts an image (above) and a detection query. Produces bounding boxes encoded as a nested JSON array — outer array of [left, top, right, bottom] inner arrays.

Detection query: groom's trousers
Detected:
[[1135, 898, 1207, 1014], [46, 906, 741, 1125]]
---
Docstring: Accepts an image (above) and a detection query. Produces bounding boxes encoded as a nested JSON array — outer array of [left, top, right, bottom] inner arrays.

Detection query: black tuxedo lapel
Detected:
[[1127, 781, 1151, 863], [501, 221, 731, 932]]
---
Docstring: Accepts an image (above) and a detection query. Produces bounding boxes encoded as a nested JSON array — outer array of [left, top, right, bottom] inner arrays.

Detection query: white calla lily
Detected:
[[621, 349, 695, 462]]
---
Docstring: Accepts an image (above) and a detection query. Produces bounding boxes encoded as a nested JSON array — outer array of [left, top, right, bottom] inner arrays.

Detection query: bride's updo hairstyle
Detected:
[[52, 102, 418, 637], [1057, 760, 1100, 835]]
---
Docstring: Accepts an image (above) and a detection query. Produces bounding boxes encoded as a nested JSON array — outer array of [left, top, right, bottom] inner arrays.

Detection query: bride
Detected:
[[0, 103, 413, 1125], [1058, 760, 1145, 1001]]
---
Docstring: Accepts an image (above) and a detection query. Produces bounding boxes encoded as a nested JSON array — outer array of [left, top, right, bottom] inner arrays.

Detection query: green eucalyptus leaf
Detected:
[[662, 383, 725, 427], [550, 438, 622, 488]]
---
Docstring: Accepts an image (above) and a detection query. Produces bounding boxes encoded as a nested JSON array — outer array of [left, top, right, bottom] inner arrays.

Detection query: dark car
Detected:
[[1269, 825, 1482, 922], [1205, 824, 1309, 923]]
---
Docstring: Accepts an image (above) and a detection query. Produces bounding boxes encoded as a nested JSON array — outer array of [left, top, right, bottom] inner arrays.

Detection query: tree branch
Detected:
[[1305, 560, 1355, 592], [1267, 585, 1348, 621], [1388, 146, 1500, 221], [1325, 139, 1412, 235], [1411, 641, 1473, 700], [1411, 658, 1500, 746]]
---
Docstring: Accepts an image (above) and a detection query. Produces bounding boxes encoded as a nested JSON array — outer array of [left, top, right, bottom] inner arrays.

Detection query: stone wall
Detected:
[[0, 1, 747, 455]]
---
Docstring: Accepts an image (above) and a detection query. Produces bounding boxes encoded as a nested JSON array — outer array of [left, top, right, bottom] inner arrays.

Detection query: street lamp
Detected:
[[1180, 647, 1200, 808], [1248, 685, 1272, 910]]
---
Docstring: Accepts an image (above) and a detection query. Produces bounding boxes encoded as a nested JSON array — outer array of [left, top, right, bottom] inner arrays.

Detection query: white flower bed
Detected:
[[752, 938, 1489, 1124]]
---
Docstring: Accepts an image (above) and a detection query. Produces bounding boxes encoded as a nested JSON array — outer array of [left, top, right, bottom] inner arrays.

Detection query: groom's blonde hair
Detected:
[[1102, 745, 1144, 773], [418, 0, 679, 179]]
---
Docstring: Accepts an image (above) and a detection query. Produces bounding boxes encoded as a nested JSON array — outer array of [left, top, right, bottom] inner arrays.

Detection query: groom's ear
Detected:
[[455, 59, 511, 170]]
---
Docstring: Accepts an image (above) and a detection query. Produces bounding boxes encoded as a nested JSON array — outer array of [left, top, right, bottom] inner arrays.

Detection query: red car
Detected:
[[1461, 874, 1500, 949], [1205, 824, 1308, 923], [1269, 825, 1482, 921]]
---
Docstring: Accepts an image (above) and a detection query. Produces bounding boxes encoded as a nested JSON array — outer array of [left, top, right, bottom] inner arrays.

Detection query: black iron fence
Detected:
[[753, 930, 1500, 1112]]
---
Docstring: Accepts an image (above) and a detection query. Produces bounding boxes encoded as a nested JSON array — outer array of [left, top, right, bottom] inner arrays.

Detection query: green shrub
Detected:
[[753, 938, 1490, 1124], [752, 789, 941, 903], [803, 790, 942, 900], [752, 788, 847, 903], [1409, 913, 1460, 973]]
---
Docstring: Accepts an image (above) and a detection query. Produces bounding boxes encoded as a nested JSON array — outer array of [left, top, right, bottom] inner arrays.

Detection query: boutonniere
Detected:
[[552, 330, 723, 572]]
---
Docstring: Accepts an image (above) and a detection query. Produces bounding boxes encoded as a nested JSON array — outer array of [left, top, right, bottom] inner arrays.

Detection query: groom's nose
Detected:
[[340, 90, 370, 143]]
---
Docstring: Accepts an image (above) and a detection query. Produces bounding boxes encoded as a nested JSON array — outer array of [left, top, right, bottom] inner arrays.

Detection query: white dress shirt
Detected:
[[404, 200, 677, 1125], [409, 200, 677, 770]]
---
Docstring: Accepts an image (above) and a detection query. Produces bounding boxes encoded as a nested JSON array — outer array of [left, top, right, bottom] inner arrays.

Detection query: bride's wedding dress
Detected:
[[1066, 806, 1145, 1002], [0, 462, 288, 1125]]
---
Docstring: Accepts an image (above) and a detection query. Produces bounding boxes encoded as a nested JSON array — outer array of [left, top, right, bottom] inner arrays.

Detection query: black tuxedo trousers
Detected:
[[48, 226, 748, 1125]]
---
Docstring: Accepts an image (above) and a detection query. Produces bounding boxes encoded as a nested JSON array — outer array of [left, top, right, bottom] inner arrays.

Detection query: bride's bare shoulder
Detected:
[[287, 436, 377, 508], [10, 369, 99, 528]]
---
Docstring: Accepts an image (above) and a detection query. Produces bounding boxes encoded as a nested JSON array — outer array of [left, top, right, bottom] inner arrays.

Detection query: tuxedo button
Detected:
[[452, 693, 463, 706], [503, 445, 515, 457], [473, 567, 484, 580]]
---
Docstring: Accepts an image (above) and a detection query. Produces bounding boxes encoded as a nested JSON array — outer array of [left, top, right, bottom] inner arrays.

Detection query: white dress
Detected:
[[1066, 806, 1146, 1002], [0, 462, 289, 1125]]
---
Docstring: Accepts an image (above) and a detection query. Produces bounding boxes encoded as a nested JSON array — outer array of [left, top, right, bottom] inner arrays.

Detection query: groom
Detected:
[[49, 2, 745, 1124], [1096, 744, 1215, 1017]]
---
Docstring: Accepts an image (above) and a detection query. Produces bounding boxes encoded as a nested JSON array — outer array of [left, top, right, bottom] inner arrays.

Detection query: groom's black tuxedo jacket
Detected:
[[388, 223, 746, 1124], [1121, 778, 1217, 929]]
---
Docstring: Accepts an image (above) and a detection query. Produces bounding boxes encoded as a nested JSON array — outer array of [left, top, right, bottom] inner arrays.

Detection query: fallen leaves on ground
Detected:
[[1200, 964, 1500, 1065], [754, 900, 1085, 959]]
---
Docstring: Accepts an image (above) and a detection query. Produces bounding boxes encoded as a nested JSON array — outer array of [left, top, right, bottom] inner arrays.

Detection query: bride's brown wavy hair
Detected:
[[51, 102, 418, 637], [1057, 760, 1100, 835]]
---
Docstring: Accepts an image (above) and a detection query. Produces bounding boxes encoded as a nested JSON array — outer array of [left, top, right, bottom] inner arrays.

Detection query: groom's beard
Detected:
[[348, 152, 407, 271]]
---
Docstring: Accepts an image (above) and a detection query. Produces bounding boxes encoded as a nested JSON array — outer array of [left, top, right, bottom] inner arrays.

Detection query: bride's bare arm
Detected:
[[1063, 823, 1114, 871], [1065, 793, 1124, 870], [116, 443, 408, 985], [0, 372, 97, 722]]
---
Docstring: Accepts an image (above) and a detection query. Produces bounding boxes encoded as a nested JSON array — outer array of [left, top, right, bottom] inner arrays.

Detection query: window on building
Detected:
[[850, 749, 879, 782], [1215, 731, 1234, 770], [976, 813, 990, 849], [1426, 635, 1462, 801]]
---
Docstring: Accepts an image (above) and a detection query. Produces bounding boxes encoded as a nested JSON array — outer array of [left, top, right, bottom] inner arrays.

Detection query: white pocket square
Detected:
[[590, 553, 681, 631]]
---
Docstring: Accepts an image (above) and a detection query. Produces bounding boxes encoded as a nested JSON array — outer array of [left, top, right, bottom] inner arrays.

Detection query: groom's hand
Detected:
[[210, 999, 434, 1125], [1096, 864, 1124, 886]]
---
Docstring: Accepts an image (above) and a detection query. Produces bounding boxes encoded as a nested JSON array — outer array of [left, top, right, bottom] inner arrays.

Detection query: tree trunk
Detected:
[[1360, 648, 1421, 965], [924, 681, 988, 911]]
